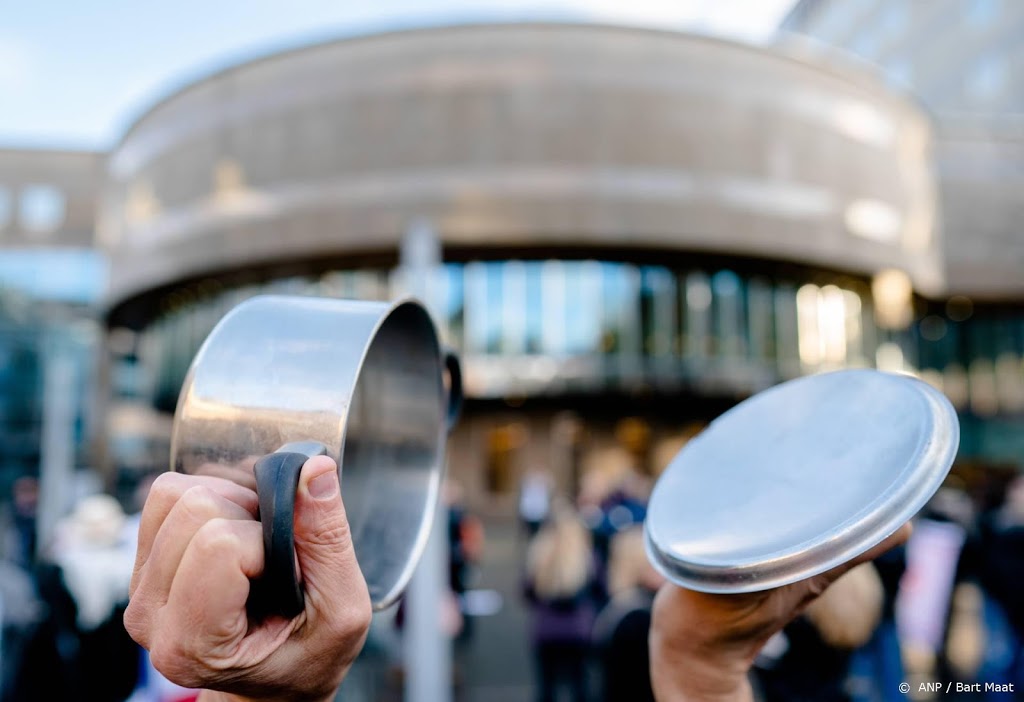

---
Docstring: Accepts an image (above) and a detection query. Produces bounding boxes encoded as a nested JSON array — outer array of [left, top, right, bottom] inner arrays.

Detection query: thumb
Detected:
[[293, 456, 370, 617]]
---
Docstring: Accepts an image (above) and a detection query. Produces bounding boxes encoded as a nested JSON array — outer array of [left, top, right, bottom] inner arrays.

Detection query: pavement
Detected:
[[457, 515, 535, 702], [336, 514, 537, 702]]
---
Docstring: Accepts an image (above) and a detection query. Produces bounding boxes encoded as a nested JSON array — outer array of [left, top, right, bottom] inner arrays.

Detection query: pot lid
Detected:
[[645, 369, 959, 593]]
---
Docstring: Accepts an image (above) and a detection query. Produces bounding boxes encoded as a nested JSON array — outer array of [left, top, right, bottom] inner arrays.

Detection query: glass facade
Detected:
[[121, 260, 1024, 470], [126, 260, 892, 408], [0, 285, 100, 494]]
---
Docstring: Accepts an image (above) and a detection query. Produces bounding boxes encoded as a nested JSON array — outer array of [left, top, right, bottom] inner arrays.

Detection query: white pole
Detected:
[[399, 219, 452, 702]]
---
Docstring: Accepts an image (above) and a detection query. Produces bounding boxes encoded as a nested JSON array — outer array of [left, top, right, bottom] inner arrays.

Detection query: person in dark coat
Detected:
[[757, 563, 884, 702], [592, 527, 665, 702]]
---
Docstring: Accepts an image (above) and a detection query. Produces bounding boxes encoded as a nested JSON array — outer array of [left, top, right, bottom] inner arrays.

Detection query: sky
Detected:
[[0, 0, 794, 150]]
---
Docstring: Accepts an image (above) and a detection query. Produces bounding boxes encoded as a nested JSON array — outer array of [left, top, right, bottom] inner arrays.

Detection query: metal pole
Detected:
[[37, 339, 76, 558], [399, 219, 452, 702]]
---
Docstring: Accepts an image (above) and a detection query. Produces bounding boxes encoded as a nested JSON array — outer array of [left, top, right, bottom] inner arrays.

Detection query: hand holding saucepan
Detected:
[[124, 457, 371, 702]]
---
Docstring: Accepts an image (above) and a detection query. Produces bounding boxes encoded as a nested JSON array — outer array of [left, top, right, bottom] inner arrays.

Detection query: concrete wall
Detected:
[[0, 148, 102, 249], [99, 23, 942, 308]]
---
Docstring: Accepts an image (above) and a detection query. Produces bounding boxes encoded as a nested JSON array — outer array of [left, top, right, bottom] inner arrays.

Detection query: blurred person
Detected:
[[592, 527, 665, 702], [519, 467, 553, 537], [445, 478, 484, 602], [590, 486, 647, 597], [123, 454, 911, 702], [3, 477, 39, 569], [395, 479, 479, 641], [58, 494, 140, 702], [17, 494, 140, 702], [970, 476, 1024, 691], [0, 558, 42, 702], [447, 479, 484, 648], [846, 544, 907, 702], [0, 477, 44, 702], [524, 503, 599, 702], [896, 488, 975, 686], [755, 563, 884, 702]]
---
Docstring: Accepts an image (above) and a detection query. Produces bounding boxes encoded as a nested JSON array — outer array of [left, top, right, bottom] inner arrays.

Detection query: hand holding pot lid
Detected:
[[645, 369, 959, 594]]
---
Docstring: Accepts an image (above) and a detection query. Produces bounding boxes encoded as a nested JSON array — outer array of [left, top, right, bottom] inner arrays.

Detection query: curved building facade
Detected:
[[783, 0, 1024, 468], [99, 23, 944, 498]]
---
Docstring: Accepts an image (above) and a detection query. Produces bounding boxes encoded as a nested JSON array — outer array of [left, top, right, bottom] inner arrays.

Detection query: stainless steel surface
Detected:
[[645, 369, 959, 593], [276, 440, 329, 457], [171, 294, 450, 610]]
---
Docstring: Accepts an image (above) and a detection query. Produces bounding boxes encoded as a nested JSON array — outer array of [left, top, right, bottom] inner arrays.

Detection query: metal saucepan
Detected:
[[170, 295, 461, 615]]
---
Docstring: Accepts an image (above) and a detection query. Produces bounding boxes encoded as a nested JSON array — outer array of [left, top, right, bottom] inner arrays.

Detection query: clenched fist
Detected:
[[649, 523, 912, 701], [124, 456, 372, 702]]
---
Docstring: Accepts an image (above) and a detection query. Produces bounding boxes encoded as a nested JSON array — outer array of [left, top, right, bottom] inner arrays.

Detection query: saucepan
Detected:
[[170, 295, 461, 616]]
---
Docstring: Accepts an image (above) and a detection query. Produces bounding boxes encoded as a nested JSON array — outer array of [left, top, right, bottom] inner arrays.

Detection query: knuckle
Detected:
[[178, 484, 220, 518], [148, 640, 193, 686], [327, 587, 372, 643], [150, 472, 188, 501], [122, 600, 149, 646], [148, 627, 207, 689], [191, 518, 241, 559]]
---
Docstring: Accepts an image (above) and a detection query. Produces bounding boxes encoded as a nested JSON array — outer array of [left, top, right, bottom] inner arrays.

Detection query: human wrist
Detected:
[[649, 627, 754, 702], [197, 689, 338, 702]]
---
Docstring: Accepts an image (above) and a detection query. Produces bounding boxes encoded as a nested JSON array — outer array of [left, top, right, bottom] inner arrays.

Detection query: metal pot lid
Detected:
[[645, 369, 959, 594]]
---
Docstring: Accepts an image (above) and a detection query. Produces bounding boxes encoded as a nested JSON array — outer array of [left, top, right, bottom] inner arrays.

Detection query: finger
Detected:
[[798, 521, 913, 608], [820, 522, 913, 586], [193, 459, 259, 492], [292, 456, 372, 636], [131, 484, 255, 604], [151, 519, 271, 687], [852, 522, 912, 564], [133, 473, 258, 591]]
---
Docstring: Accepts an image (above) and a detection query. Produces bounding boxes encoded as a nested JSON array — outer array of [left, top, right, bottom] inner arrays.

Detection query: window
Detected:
[[501, 261, 527, 354], [640, 267, 676, 357], [524, 263, 543, 354], [683, 272, 712, 360], [19, 185, 67, 234], [0, 187, 11, 229], [440, 264, 465, 349], [746, 278, 775, 363], [712, 271, 745, 359], [600, 263, 639, 356]]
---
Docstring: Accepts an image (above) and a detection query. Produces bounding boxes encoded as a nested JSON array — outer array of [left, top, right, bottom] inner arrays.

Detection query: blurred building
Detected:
[[782, 1, 1024, 468], [0, 148, 105, 501], [95, 23, 945, 504]]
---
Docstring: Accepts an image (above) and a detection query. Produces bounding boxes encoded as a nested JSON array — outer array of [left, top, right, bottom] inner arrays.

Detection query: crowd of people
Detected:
[[0, 455, 1021, 702], [0, 474, 197, 702], [519, 456, 1024, 702]]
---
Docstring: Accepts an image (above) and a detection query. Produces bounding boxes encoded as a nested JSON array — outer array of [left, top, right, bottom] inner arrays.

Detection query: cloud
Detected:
[[0, 38, 34, 91]]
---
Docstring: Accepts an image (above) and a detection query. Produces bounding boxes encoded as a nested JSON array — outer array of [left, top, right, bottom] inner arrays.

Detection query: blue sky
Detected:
[[0, 0, 793, 150]]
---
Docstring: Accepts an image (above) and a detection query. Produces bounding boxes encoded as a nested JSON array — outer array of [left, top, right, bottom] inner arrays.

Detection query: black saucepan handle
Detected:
[[444, 348, 463, 434], [250, 441, 328, 619]]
